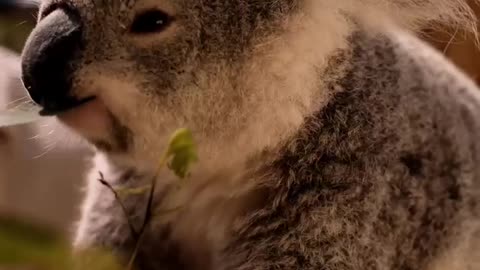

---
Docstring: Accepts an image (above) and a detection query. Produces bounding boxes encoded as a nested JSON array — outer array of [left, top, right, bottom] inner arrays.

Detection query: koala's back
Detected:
[[218, 29, 480, 270]]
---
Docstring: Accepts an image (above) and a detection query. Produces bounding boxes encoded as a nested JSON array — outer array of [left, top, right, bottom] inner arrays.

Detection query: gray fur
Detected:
[[24, 0, 480, 269], [221, 30, 480, 270]]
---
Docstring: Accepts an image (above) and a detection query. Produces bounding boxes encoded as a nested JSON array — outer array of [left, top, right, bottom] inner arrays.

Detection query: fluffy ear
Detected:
[[384, 0, 478, 33], [329, 0, 478, 37]]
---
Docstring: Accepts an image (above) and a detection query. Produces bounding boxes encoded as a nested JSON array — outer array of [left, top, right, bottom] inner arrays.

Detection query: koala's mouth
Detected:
[[39, 96, 97, 116], [53, 96, 114, 147]]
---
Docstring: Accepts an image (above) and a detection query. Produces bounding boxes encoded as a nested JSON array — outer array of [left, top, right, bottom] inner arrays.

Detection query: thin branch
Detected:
[[126, 150, 169, 270], [98, 172, 140, 240], [127, 175, 157, 270]]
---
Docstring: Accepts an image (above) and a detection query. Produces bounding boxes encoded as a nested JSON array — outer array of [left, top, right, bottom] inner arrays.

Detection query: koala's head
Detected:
[[20, 0, 320, 170], [20, 0, 477, 171]]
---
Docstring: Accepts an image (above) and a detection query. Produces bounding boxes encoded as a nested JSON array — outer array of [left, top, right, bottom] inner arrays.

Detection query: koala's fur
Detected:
[[31, 0, 480, 269]]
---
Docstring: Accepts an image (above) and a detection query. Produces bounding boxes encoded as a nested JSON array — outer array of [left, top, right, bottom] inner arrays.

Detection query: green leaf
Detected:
[[0, 216, 70, 269], [165, 128, 198, 179], [0, 216, 124, 270]]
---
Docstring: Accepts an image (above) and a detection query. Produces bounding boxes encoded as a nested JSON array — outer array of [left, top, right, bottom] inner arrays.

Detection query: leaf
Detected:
[[0, 102, 45, 127], [165, 128, 198, 179], [0, 216, 124, 270], [0, 216, 70, 269]]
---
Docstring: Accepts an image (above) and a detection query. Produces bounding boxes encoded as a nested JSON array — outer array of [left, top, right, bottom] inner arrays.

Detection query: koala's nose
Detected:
[[21, 6, 85, 116]]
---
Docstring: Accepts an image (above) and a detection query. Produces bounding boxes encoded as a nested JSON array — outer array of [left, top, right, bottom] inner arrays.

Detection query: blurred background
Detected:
[[0, 0, 92, 240], [0, 0, 479, 239]]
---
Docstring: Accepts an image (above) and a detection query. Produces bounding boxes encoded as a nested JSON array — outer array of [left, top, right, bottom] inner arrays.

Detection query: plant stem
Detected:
[[126, 152, 170, 270], [98, 173, 139, 240]]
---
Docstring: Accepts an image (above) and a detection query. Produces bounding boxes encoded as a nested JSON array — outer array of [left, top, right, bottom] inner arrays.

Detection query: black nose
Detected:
[[21, 6, 85, 116]]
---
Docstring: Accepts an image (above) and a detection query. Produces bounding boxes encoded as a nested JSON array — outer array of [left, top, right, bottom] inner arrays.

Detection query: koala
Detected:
[[19, 0, 480, 269]]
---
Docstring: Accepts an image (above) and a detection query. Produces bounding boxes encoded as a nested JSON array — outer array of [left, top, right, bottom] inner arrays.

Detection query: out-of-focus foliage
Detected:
[[0, 6, 37, 53], [0, 216, 124, 270]]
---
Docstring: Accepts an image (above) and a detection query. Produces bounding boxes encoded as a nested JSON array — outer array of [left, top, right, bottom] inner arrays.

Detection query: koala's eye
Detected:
[[130, 9, 173, 34]]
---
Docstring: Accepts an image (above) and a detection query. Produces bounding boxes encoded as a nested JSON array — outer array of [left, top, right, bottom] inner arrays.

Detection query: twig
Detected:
[[126, 150, 171, 270], [126, 176, 157, 270], [103, 128, 196, 270], [98, 172, 139, 240]]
